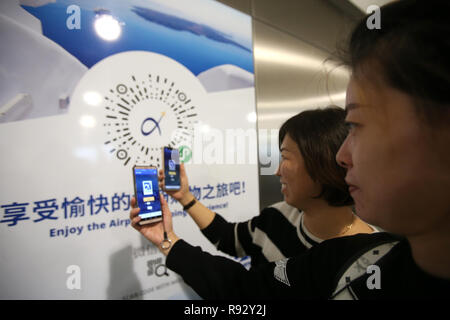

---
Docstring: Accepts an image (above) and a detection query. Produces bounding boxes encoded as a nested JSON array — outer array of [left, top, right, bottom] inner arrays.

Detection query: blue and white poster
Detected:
[[0, 0, 258, 299]]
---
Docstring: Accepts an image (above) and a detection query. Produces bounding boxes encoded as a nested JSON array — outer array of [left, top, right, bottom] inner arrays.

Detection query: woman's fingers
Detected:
[[130, 207, 140, 218], [180, 163, 186, 179], [158, 169, 166, 190], [130, 215, 142, 230], [158, 169, 165, 181], [160, 193, 168, 211], [129, 197, 141, 229]]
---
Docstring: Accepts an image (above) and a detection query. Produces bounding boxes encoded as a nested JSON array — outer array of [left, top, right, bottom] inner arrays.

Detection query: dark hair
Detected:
[[279, 106, 353, 207], [339, 0, 450, 124]]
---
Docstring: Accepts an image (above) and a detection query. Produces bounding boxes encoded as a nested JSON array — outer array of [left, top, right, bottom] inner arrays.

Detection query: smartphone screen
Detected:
[[133, 166, 162, 223], [163, 147, 180, 190]]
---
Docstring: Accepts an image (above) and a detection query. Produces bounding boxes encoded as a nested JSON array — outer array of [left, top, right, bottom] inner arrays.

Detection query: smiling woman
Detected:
[[278, 108, 352, 208], [275, 108, 375, 240]]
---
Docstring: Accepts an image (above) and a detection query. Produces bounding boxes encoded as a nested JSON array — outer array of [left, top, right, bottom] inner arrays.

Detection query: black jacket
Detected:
[[166, 232, 450, 299]]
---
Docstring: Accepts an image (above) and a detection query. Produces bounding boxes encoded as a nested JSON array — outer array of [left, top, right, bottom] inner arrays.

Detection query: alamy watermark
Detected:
[[172, 125, 280, 175], [66, 5, 81, 30], [366, 5, 381, 30], [66, 264, 81, 290], [366, 264, 381, 290]]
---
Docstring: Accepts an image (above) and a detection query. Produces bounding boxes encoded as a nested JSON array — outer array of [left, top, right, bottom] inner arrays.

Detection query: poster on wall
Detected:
[[0, 0, 258, 299]]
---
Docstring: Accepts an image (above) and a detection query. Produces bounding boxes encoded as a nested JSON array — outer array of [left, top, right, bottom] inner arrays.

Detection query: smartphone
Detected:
[[162, 146, 180, 190], [132, 165, 163, 225]]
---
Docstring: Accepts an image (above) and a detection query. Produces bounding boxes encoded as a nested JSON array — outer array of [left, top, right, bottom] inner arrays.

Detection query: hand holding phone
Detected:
[[159, 162, 192, 203], [130, 195, 179, 254]]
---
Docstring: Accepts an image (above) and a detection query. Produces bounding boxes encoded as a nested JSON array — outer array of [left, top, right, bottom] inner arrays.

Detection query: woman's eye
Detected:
[[345, 121, 358, 130]]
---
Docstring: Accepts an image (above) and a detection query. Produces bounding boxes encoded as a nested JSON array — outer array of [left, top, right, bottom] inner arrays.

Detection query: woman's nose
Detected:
[[275, 163, 281, 177], [336, 136, 352, 169]]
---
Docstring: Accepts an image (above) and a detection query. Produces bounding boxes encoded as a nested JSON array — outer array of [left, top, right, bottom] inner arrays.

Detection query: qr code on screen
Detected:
[[142, 180, 153, 195]]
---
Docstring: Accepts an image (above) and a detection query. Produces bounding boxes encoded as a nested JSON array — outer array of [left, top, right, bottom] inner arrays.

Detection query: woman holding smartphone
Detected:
[[131, 106, 376, 269], [130, 0, 450, 299]]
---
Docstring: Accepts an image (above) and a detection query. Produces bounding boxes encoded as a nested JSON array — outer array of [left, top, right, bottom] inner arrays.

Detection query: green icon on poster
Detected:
[[179, 146, 192, 163]]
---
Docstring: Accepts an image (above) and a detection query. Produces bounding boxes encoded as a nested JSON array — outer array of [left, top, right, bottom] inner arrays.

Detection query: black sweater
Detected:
[[200, 201, 320, 268], [166, 232, 450, 299]]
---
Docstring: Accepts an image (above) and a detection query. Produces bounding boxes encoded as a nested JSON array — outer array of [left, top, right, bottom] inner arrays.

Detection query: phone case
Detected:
[[162, 146, 181, 190], [132, 165, 163, 225]]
